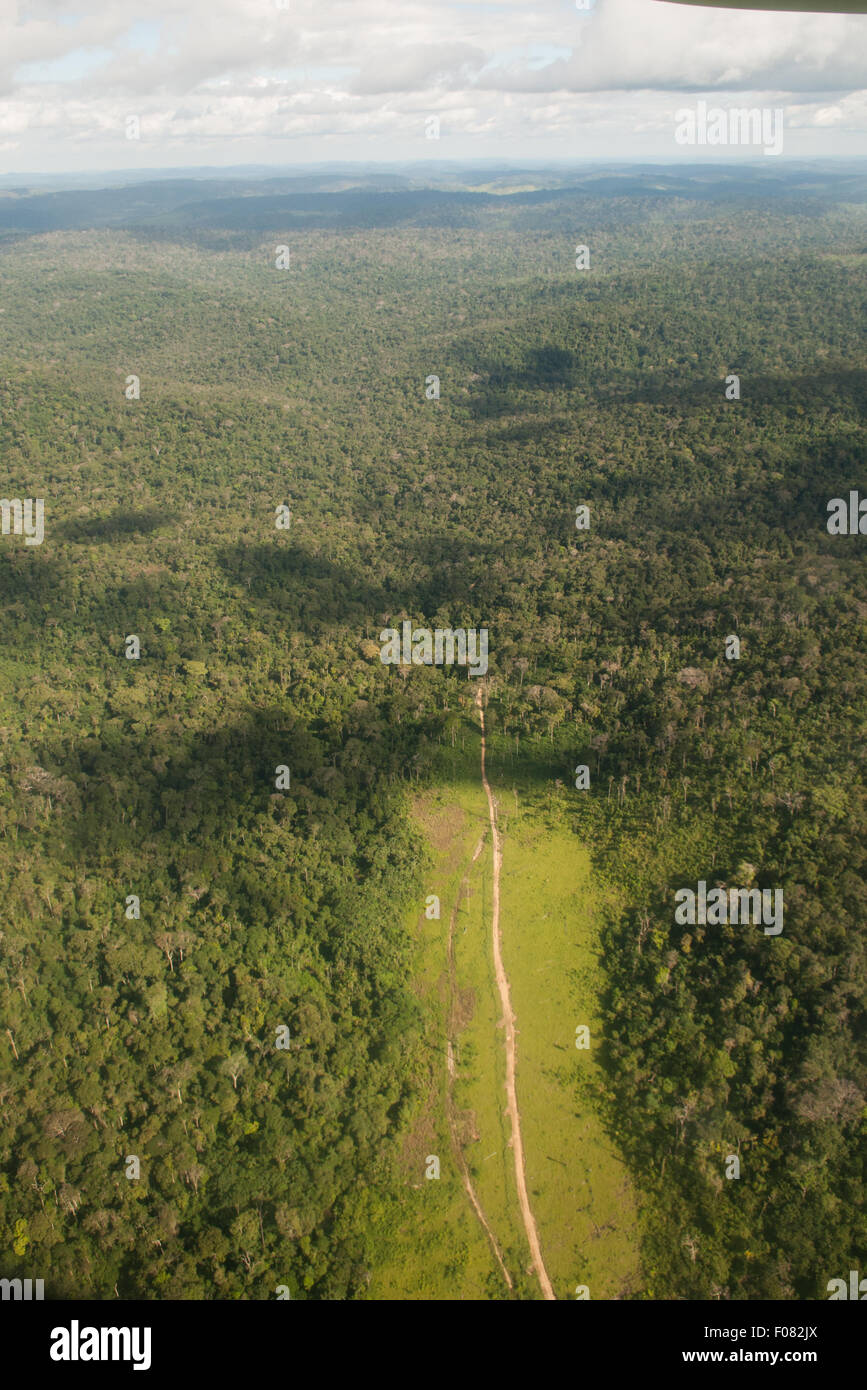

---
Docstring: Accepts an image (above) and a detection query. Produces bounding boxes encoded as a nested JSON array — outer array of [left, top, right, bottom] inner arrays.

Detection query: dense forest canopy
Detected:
[[0, 164, 865, 1298]]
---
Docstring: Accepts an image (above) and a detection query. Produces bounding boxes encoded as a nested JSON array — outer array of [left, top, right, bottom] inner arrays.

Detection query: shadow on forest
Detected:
[[466, 354, 867, 420], [215, 541, 395, 621], [0, 550, 169, 618], [32, 703, 391, 862], [27, 697, 527, 883], [60, 508, 168, 543], [1, 532, 519, 651], [215, 535, 526, 624], [0, 450, 855, 661]]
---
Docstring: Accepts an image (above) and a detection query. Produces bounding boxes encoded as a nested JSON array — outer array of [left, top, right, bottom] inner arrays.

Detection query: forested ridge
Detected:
[[0, 168, 865, 1297]]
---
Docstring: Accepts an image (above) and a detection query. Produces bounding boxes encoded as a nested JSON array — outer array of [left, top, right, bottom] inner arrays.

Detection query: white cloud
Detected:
[[1, 0, 866, 168]]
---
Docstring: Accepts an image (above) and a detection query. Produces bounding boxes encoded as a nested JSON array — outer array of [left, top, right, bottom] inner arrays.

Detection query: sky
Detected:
[[1, 0, 866, 172]]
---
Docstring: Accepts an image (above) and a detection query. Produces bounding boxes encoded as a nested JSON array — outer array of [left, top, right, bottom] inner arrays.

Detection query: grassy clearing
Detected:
[[447, 779, 532, 1294], [369, 774, 510, 1299], [372, 721, 643, 1300], [493, 793, 643, 1299]]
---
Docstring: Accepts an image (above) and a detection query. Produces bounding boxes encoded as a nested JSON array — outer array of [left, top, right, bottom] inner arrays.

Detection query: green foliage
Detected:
[[0, 167, 865, 1297]]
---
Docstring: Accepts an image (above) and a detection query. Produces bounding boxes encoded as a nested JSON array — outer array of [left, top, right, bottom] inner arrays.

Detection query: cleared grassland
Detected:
[[494, 804, 642, 1299], [370, 777, 511, 1299], [372, 725, 642, 1300]]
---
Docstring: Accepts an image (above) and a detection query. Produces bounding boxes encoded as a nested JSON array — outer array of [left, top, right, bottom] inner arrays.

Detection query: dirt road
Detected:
[[475, 686, 556, 1301], [445, 834, 513, 1290]]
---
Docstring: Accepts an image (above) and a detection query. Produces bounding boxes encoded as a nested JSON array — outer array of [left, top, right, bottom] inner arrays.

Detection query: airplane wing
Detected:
[[656, 0, 867, 11]]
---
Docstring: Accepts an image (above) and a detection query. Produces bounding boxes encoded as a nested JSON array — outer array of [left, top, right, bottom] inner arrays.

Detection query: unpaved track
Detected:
[[445, 835, 513, 1290], [475, 686, 556, 1301]]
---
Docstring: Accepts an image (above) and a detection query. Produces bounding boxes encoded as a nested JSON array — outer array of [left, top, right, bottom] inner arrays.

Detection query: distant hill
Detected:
[[0, 164, 865, 237]]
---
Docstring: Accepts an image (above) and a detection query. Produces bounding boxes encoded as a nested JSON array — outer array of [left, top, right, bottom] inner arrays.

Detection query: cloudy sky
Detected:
[[1, 0, 866, 171]]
